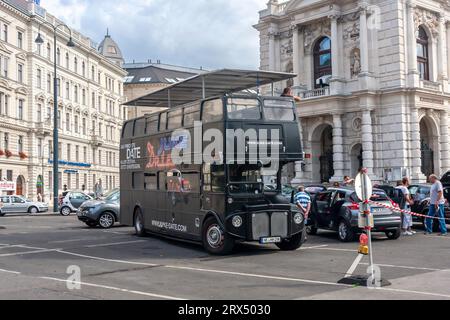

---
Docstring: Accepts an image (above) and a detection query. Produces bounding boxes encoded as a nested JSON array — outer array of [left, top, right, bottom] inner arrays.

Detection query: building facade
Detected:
[[255, 0, 450, 184], [124, 61, 204, 118], [0, 0, 127, 201]]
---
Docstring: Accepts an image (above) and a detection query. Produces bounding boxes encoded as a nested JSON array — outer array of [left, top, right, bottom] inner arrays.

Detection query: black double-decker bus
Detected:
[[120, 70, 305, 254]]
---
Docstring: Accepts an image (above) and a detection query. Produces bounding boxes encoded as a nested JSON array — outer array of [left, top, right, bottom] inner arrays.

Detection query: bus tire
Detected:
[[276, 232, 304, 251], [134, 209, 146, 237], [202, 216, 234, 255]]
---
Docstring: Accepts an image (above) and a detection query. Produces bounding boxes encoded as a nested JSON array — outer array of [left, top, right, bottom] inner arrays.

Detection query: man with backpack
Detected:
[[395, 177, 415, 236]]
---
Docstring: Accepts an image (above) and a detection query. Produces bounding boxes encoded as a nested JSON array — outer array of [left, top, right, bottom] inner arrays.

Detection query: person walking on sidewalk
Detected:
[[395, 177, 415, 236], [294, 186, 311, 224], [426, 175, 448, 236]]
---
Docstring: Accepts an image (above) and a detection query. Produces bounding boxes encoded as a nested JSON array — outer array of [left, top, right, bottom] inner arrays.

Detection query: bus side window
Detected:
[[202, 99, 223, 122], [181, 172, 200, 193], [134, 118, 146, 137], [122, 121, 134, 139], [132, 172, 144, 190], [144, 173, 157, 190], [183, 105, 200, 127], [167, 109, 183, 130], [158, 171, 166, 191], [145, 115, 158, 134], [159, 112, 167, 131]]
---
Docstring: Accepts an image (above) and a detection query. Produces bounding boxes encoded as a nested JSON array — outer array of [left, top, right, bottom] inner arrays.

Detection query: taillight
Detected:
[[349, 202, 360, 211]]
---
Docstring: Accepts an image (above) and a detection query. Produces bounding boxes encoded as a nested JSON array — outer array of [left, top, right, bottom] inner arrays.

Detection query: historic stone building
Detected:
[[0, 0, 127, 201], [255, 0, 450, 184]]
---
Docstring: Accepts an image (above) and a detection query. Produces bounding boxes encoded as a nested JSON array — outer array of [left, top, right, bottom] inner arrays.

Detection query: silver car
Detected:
[[0, 195, 49, 216]]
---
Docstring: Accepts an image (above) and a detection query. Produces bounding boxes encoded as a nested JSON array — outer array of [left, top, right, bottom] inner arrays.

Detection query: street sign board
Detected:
[[355, 172, 373, 202]]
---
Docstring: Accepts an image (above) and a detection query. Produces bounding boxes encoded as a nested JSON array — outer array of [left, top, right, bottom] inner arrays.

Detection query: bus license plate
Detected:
[[260, 237, 281, 244]]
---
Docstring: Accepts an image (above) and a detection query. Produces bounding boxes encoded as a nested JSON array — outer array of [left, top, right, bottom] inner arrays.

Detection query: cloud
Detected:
[[41, 0, 267, 70]]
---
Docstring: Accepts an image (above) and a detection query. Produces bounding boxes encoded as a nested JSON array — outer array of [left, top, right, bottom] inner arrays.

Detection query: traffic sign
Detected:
[[354, 172, 373, 202]]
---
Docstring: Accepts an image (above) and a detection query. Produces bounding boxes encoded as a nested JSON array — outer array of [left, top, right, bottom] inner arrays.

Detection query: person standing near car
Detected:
[[294, 186, 311, 222], [395, 177, 415, 236], [427, 175, 448, 236]]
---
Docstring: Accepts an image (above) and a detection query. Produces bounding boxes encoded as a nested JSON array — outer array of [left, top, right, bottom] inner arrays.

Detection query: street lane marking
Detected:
[[0, 248, 61, 257], [40, 277, 186, 300], [305, 247, 355, 252], [84, 240, 147, 248], [57, 250, 160, 267], [300, 245, 329, 250], [0, 268, 21, 275], [49, 238, 105, 244], [344, 254, 365, 278], [0, 244, 26, 250], [377, 287, 450, 299], [360, 262, 450, 272]]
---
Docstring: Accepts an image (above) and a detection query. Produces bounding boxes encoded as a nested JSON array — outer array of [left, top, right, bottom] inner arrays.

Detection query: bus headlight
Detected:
[[227, 198, 234, 204], [232, 216, 243, 228], [294, 213, 304, 225]]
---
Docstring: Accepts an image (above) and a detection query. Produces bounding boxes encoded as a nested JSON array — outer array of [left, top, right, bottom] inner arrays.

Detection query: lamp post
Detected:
[[35, 22, 75, 213]]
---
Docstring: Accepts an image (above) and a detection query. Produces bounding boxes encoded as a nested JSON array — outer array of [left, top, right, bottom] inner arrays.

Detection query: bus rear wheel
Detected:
[[202, 217, 234, 255], [276, 232, 304, 251], [134, 209, 146, 237]]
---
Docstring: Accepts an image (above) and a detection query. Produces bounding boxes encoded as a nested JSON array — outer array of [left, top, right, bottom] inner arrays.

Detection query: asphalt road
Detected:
[[0, 215, 449, 300]]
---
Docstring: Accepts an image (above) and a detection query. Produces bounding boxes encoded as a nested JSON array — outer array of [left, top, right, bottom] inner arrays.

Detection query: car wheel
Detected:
[[338, 220, 355, 242], [85, 221, 97, 228], [28, 207, 39, 214], [98, 212, 115, 229], [134, 209, 146, 237], [60, 206, 71, 216], [0, 211, 4, 217], [386, 228, 401, 240], [276, 232, 305, 251], [306, 225, 318, 235], [202, 216, 234, 255]]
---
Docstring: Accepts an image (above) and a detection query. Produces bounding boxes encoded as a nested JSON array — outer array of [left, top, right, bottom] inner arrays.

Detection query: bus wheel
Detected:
[[202, 217, 234, 255], [134, 209, 146, 237], [276, 232, 304, 251]]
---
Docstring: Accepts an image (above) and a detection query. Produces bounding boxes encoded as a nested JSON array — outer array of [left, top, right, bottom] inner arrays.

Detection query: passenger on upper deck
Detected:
[[281, 87, 301, 103]]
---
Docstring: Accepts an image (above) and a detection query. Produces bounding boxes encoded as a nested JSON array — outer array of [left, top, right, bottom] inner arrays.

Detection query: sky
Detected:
[[42, 0, 268, 70]]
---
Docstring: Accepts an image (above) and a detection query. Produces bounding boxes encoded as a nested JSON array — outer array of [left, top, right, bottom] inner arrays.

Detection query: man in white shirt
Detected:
[[426, 175, 448, 236]]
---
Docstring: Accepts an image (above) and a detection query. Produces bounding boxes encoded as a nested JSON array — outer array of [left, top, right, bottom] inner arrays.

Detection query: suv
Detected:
[[0, 195, 48, 216], [308, 187, 402, 242], [77, 190, 120, 229], [59, 191, 93, 216], [409, 184, 450, 231]]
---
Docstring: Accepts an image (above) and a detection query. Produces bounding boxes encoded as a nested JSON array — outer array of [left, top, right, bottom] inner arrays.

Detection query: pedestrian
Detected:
[[333, 182, 340, 188], [426, 175, 448, 236], [37, 193, 42, 203], [343, 176, 355, 186], [281, 87, 301, 103], [395, 177, 415, 236], [294, 186, 312, 224]]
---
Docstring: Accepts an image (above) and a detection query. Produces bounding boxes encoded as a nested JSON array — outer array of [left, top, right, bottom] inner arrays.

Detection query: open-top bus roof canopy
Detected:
[[125, 69, 296, 108]]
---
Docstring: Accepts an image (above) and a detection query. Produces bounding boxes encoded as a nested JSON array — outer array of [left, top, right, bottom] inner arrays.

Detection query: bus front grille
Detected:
[[251, 212, 288, 240]]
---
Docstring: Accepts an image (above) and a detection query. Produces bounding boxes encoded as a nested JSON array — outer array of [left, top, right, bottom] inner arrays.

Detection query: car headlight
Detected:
[[232, 216, 243, 228], [294, 213, 304, 225]]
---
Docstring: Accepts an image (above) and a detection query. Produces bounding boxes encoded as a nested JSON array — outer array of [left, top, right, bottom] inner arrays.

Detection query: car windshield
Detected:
[[370, 191, 389, 201], [105, 191, 120, 202], [228, 164, 264, 194]]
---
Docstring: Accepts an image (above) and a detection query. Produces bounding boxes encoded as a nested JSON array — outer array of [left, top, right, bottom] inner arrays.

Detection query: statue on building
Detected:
[[351, 49, 361, 77]]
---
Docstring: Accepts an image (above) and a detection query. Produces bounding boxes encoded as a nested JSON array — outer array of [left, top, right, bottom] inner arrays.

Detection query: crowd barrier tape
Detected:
[[365, 200, 447, 221]]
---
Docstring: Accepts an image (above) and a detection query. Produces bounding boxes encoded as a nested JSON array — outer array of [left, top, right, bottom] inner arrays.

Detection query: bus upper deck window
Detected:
[[159, 113, 167, 131], [183, 105, 200, 127], [263, 99, 295, 121], [122, 121, 134, 139], [227, 98, 261, 120], [134, 118, 146, 136], [202, 99, 223, 122], [146, 115, 158, 134], [167, 109, 183, 130]]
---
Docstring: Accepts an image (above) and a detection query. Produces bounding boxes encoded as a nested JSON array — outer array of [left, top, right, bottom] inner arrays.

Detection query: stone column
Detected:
[[292, 24, 300, 87], [410, 107, 424, 181], [268, 28, 276, 71], [406, 0, 419, 86], [361, 109, 374, 175], [331, 113, 345, 181], [359, 4, 369, 75], [438, 15, 448, 91], [446, 21, 450, 80], [440, 110, 450, 174], [330, 15, 340, 78]]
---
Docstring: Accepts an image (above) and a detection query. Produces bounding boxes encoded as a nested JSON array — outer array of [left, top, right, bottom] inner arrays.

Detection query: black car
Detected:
[[409, 184, 450, 231], [307, 187, 402, 242]]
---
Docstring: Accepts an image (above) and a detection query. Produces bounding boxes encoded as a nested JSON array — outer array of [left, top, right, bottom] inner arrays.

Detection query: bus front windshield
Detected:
[[227, 98, 261, 120], [263, 99, 295, 121], [227, 164, 276, 195]]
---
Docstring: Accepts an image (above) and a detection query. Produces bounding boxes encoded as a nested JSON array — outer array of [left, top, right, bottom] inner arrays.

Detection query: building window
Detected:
[[67, 144, 71, 161], [313, 36, 332, 88], [66, 113, 71, 131], [74, 57, 78, 73], [4, 132, 9, 150], [4, 95, 8, 115], [83, 146, 87, 163], [17, 99, 24, 120], [2, 56, 8, 78], [18, 136, 23, 153], [75, 145, 79, 162], [37, 104, 42, 122], [37, 138, 43, 158], [65, 53, 69, 69], [417, 26, 430, 81], [82, 89, 86, 105], [56, 48, 61, 66], [37, 69, 42, 89], [91, 66, 95, 80], [82, 61, 86, 77], [17, 64, 23, 83], [82, 118, 86, 135], [58, 110, 62, 129], [17, 32, 23, 49], [47, 43, 51, 60], [56, 78, 61, 96], [3, 24, 8, 42], [74, 85, 79, 103], [74, 115, 79, 133], [47, 73, 52, 93], [65, 82, 70, 99], [91, 92, 96, 108]]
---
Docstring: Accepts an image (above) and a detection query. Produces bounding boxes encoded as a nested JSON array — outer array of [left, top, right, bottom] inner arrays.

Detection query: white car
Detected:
[[0, 195, 49, 216], [59, 191, 93, 216]]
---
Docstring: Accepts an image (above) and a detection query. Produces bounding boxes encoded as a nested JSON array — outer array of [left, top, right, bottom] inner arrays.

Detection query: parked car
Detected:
[[77, 190, 120, 229], [409, 184, 450, 231], [282, 184, 327, 203], [0, 195, 48, 216], [307, 187, 402, 242], [59, 191, 93, 216]]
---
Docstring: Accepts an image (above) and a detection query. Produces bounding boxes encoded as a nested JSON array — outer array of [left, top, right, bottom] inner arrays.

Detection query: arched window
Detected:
[[417, 26, 430, 81], [313, 37, 332, 88]]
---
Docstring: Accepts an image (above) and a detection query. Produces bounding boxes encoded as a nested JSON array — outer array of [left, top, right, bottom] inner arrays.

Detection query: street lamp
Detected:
[[35, 22, 75, 213]]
